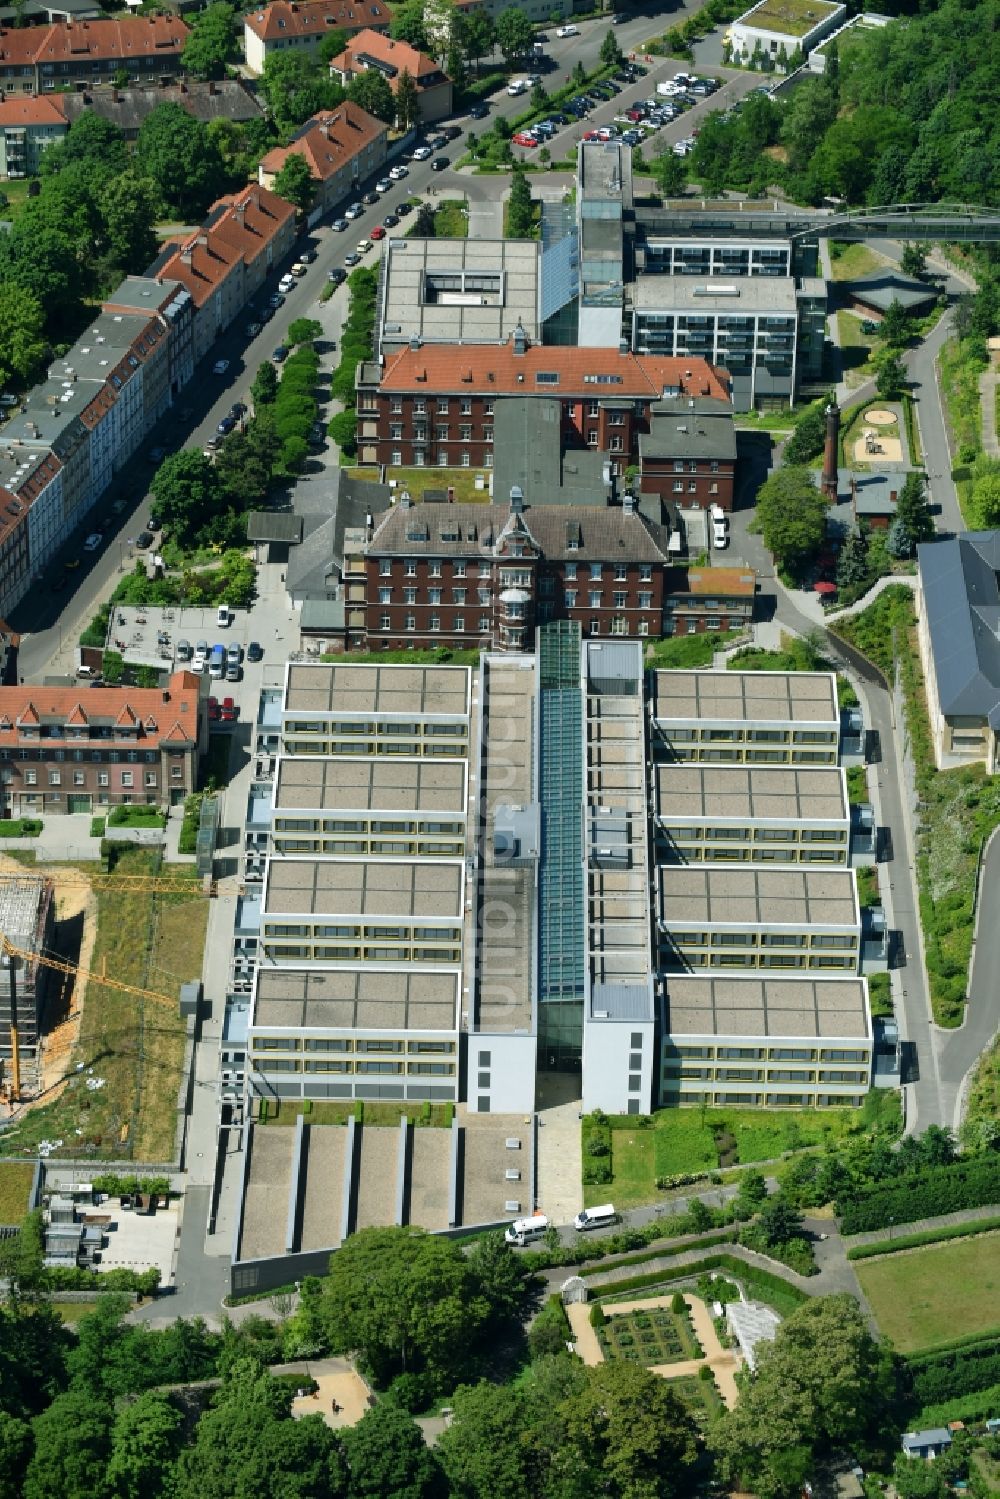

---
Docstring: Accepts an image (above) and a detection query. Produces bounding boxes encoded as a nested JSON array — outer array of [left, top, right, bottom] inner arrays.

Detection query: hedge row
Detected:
[[847, 1215, 1000, 1260], [577, 1229, 737, 1277], [592, 1252, 808, 1318], [911, 1380, 1000, 1430], [837, 1156, 1000, 1234], [44, 1265, 161, 1294], [907, 1333, 1000, 1405], [519, 1208, 728, 1272]]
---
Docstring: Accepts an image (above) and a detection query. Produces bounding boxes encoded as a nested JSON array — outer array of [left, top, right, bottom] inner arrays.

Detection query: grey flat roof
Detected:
[[247, 512, 304, 543], [252, 966, 460, 1032], [634, 276, 798, 312], [274, 755, 467, 813], [665, 974, 870, 1039], [492, 398, 612, 508], [263, 858, 464, 919], [641, 402, 737, 463], [658, 865, 858, 927], [477, 657, 536, 1034], [379, 236, 540, 350], [652, 668, 839, 727], [283, 662, 470, 719], [579, 139, 631, 203], [655, 763, 848, 823]]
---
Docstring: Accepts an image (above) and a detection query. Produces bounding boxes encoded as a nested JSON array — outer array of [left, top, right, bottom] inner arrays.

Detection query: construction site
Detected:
[[0, 851, 211, 1163]]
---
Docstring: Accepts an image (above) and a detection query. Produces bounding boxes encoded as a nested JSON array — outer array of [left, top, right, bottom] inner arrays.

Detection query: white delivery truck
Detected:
[[504, 1213, 549, 1246], [574, 1203, 618, 1231]]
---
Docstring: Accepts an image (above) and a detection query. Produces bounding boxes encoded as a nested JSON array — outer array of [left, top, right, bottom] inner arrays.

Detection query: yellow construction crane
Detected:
[[0, 870, 217, 898], [1, 934, 184, 1105]]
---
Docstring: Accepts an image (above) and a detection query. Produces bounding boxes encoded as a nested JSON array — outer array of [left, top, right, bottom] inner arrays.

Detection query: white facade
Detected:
[[582, 1014, 655, 1115], [727, 0, 845, 62], [471, 1031, 538, 1114]]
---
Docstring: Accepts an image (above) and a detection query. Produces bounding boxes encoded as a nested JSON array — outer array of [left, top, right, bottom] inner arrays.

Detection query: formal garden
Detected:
[[595, 1302, 702, 1368]]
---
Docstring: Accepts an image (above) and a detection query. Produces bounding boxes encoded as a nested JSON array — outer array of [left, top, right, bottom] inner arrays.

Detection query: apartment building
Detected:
[[328, 30, 452, 125], [355, 333, 730, 471], [0, 672, 203, 816], [660, 975, 872, 1108], [0, 94, 66, 176], [57, 78, 265, 141], [663, 566, 756, 637], [148, 186, 296, 364], [363, 491, 671, 651], [103, 275, 195, 401], [0, 14, 189, 96], [243, 0, 390, 76], [258, 103, 387, 218], [632, 276, 827, 412], [654, 763, 852, 866], [656, 865, 861, 973], [638, 394, 737, 510], [650, 669, 842, 765]]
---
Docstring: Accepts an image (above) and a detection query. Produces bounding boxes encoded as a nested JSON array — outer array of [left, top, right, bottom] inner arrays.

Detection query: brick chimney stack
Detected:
[[821, 400, 840, 500]]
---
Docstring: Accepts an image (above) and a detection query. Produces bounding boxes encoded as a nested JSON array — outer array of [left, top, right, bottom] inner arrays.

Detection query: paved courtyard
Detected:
[[97, 1196, 180, 1284]]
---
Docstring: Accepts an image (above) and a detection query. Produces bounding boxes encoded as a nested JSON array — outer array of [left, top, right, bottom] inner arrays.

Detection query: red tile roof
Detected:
[[330, 28, 442, 84], [378, 341, 730, 400], [155, 185, 295, 306], [260, 103, 386, 183], [0, 15, 189, 68], [244, 0, 389, 44], [0, 671, 200, 748], [0, 96, 67, 127]]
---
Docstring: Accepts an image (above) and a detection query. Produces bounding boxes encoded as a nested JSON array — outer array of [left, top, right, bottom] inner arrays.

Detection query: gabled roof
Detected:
[[259, 102, 386, 183], [377, 339, 729, 401], [57, 79, 264, 134], [0, 96, 68, 126], [329, 27, 443, 84], [918, 532, 1000, 725], [152, 186, 295, 305], [244, 0, 388, 44], [0, 671, 199, 748], [367, 500, 672, 564], [0, 14, 189, 67]]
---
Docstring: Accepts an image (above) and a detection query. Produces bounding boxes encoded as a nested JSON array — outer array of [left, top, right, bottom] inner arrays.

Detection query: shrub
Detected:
[[847, 1215, 1000, 1260], [590, 1302, 606, 1328], [907, 1334, 1000, 1405], [838, 1156, 1000, 1234], [671, 1291, 686, 1314], [386, 1371, 437, 1411], [530, 1295, 571, 1358], [698, 1363, 715, 1382]]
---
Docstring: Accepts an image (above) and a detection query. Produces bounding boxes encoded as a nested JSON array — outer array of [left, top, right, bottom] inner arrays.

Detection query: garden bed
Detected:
[[598, 1304, 700, 1367]]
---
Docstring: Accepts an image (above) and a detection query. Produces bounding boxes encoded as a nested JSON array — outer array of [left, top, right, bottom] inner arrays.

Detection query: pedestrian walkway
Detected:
[[566, 1292, 741, 1408], [981, 371, 1000, 459], [844, 1203, 1000, 1250]]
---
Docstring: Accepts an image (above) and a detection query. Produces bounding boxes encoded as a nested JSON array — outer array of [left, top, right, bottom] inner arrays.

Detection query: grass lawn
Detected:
[[0, 1162, 36, 1225], [835, 310, 879, 390], [828, 241, 889, 282], [0, 852, 209, 1163], [320, 647, 480, 666], [743, 0, 841, 36], [261, 1099, 452, 1128], [645, 630, 746, 669], [0, 819, 42, 837], [585, 1095, 898, 1208], [345, 465, 489, 505], [429, 199, 468, 237], [856, 1232, 1000, 1352], [50, 1300, 101, 1326]]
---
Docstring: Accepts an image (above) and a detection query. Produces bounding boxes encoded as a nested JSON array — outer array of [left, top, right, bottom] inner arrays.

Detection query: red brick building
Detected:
[[364, 493, 672, 651], [638, 395, 737, 512], [0, 672, 205, 816], [355, 336, 730, 477]]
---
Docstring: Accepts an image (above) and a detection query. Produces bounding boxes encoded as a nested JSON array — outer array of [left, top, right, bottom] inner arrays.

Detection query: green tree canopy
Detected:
[[600, 27, 622, 67], [752, 466, 828, 581], [0, 283, 47, 390], [783, 402, 829, 465], [892, 469, 934, 553], [390, 0, 429, 51], [494, 6, 532, 63], [874, 348, 906, 399], [836, 525, 871, 591], [98, 170, 160, 273], [259, 52, 345, 133], [252, 359, 279, 407], [150, 449, 224, 547], [273, 151, 316, 212], [879, 297, 914, 349], [506, 168, 533, 237], [341, 1400, 441, 1499], [107, 1391, 185, 1499], [182, 2, 239, 79], [711, 1295, 895, 1499], [0, 1411, 31, 1499], [560, 1361, 699, 1499], [23, 1388, 113, 1499], [395, 68, 420, 132], [317, 1226, 492, 1388], [40, 109, 129, 182], [455, 8, 494, 69], [346, 70, 395, 124], [135, 103, 227, 219]]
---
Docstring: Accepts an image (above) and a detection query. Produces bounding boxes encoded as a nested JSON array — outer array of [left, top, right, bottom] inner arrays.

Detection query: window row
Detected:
[[664, 932, 857, 949], [253, 1037, 455, 1054], [664, 953, 857, 970], [659, 825, 847, 843], [251, 1058, 456, 1076]]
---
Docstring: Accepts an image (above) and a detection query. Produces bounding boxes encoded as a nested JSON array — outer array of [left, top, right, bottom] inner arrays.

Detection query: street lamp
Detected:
[[888, 1215, 894, 1241]]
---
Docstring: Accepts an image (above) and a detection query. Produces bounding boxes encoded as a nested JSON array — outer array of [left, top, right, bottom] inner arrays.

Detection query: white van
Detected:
[[217, 603, 231, 628], [574, 1203, 617, 1232], [507, 78, 528, 95], [504, 1213, 549, 1246]]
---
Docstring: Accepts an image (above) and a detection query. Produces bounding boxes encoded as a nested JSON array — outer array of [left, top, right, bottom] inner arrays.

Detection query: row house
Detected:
[[0, 672, 204, 817], [243, 0, 389, 76], [105, 275, 196, 400], [328, 30, 452, 126], [258, 103, 387, 219], [638, 395, 737, 512], [0, 14, 189, 96], [363, 491, 671, 652], [57, 78, 265, 142], [355, 332, 730, 473], [149, 186, 296, 364]]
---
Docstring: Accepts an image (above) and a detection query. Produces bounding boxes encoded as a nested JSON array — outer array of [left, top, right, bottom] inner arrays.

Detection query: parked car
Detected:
[[556, 23, 578, 35], [247, 641, 263, 663], [411, 144, 432, 160], [383, 212, 399, 228], [290, 261, 307, 277], [431, 156, 449, 171], [397, 200, 415, 216], [298, 248, 316, 262], [278, 273, 296, 292], [344, 251, 361, 267], [327, 267, 347, 286], [135, 530, 154, 549], [356, 238, 372, 253], [271, 344, 289, 362], [147, 513, 161, 530], [389, 164, 409, 180], [513, 132, 539, 147], [220, 697, 238, 722], [362, 190, 379, 205], [216, 604, 230, 628], [375, 177, 392, 193], [226, 642, 242, 666], [83, 533, 103, 552], [212, 359, 229, 375], [370, 225, 386, 240], [245, 321, 262, 339], [176, 639, 192, 661], [332, 216, 349, 231], [468, 101, 489, 118], [344, 202, 363, 219], [207, 696, 220, 722], [441, 124, 462, 140], [217, 414, 236, 435], [230, 401, 247, 420]]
